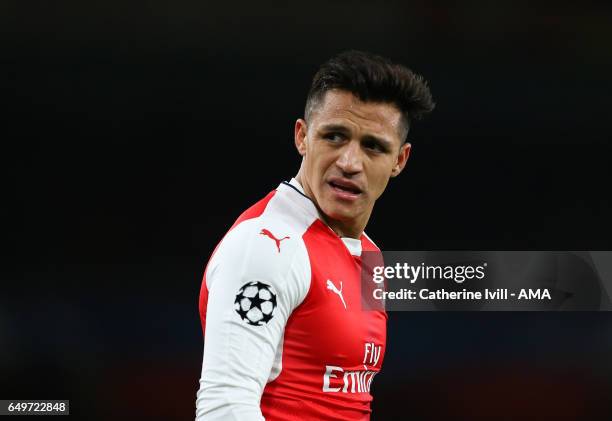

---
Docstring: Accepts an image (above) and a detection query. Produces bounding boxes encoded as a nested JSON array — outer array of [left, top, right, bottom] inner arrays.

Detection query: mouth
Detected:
[[327, 178, 363, 200]]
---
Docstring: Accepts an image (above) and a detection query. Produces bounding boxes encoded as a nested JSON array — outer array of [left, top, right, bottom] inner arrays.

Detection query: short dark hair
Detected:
[[305, 50, 435, 141]]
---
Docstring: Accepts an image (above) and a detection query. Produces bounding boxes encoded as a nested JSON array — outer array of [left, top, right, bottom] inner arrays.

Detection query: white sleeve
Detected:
[[195, 218, 310, 421]]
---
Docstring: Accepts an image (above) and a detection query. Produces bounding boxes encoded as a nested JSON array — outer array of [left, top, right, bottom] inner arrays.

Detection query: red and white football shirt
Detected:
[[196, 178, 387, 421]]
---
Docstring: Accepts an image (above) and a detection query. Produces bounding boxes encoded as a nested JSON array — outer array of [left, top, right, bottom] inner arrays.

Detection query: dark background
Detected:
[[2, 1, 612, 419]]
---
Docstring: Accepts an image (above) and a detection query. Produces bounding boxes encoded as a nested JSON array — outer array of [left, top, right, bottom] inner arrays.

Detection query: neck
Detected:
[[295, 172, 369, 239]]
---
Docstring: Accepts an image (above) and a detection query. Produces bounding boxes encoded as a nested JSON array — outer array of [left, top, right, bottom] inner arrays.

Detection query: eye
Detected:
[[363, 139, 387, 153], [323, 132, 345, 143]]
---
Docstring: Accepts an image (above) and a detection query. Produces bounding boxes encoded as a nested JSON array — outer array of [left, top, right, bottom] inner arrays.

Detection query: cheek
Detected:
[[308, 152, 335, 179], [368, 165, 393, 197]]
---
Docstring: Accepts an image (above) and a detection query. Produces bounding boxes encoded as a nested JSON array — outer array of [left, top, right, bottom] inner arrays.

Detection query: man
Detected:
[[195, 50, 434, 420]]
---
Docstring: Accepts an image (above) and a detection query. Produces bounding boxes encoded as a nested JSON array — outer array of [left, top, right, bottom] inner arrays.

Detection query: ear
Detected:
[[294, 119, 308, 156], [391, 142, 411, 177]]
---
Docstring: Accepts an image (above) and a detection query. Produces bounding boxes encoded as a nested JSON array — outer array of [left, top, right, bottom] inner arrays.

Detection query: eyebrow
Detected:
[[319, 123, 393, 149]]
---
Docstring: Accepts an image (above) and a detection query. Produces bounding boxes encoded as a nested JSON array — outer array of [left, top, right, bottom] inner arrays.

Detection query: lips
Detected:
[[328, 177, 363, 197]]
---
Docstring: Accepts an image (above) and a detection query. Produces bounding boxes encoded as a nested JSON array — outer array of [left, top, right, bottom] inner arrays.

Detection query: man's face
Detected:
[[295, 89, 410, 228]]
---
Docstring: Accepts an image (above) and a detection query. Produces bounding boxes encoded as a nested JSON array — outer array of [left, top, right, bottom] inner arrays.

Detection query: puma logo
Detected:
[[260, 229, 290, 253], [326, 279, 347, 309]]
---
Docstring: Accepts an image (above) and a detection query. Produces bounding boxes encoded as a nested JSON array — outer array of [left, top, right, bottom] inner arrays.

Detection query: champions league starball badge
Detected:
[[234, 281, 278, 326]]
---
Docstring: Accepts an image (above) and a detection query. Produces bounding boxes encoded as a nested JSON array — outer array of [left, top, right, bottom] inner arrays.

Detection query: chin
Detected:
[[315, 190, 364, 222], [321, 203, 358, 223]]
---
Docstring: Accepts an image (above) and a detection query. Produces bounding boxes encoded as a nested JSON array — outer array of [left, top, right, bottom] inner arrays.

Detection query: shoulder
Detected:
[[206, 209, 312, 310], [210, 216, 306, 278]]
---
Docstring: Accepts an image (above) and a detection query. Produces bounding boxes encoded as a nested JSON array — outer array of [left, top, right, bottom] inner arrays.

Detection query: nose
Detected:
[[335, 140, 363, 175]]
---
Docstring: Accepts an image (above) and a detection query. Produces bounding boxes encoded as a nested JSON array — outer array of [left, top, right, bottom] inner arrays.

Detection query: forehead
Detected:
[[309, 89, 403, 139]]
